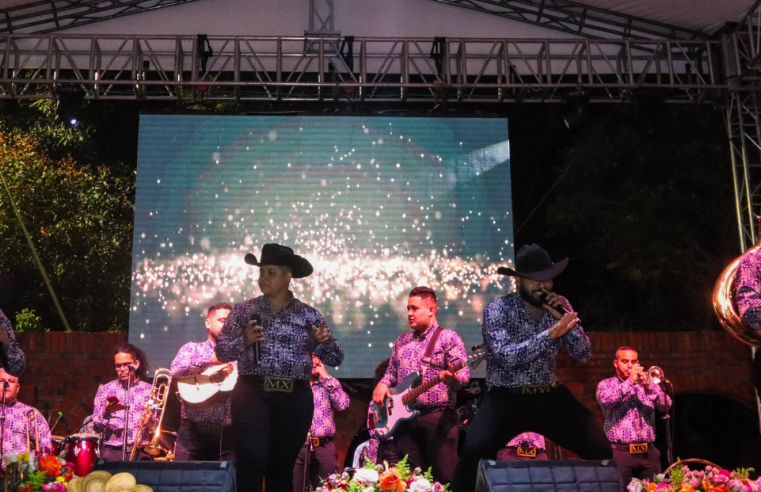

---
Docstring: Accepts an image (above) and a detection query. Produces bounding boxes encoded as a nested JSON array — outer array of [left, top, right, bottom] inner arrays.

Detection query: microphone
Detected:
[[250, 313, 262, 367], [128, 365, 138, 372], [539, 292, 572, 315], [51, 410, 71, 434]]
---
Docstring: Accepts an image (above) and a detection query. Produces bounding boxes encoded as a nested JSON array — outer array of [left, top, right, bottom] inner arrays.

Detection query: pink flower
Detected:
[[41, 483, 66, 492], [714, 475, 729, 484], [720, 470, 732, 478]]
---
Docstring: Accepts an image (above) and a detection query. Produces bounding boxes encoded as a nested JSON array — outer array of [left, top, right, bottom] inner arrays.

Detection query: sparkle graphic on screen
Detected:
[[131, 116, 513, 373]]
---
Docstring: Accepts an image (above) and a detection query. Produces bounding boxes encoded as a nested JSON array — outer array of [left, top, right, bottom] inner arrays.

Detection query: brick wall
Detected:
[[13, 330, 755, 463]]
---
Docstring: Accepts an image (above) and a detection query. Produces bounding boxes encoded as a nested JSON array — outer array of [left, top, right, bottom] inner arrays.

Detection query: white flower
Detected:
[[409, 478, 432, 492], [2, 453, 17, 466], [364, 487, 376, 492], [354, 468, 380, 485], [627, 479, 645, 492]]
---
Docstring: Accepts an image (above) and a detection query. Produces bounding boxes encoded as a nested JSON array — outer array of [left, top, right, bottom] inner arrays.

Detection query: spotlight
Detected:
[[563, 91, 590, 129], [56, 85, 86, 129]]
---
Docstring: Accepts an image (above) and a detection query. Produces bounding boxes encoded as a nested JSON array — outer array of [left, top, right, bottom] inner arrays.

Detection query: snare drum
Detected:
[[50, 435, 66, 456], [63, 433, 100, 477]]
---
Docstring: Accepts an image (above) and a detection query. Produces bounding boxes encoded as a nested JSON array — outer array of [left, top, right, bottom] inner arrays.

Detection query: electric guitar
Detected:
[[369, 348, 485, 439], [177, 363, 238, 403]]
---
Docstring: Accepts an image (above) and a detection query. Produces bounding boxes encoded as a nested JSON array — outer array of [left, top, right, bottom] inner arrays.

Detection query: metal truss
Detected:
[[427, 0, 706, 40], [0, 0, 201, 34], [0, 34, 723, 103]]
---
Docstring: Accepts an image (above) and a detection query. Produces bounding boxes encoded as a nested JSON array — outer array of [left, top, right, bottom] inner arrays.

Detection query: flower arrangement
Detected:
[[2, 451, 74, 492], [317, 456, 448, 492], [627, 462, 758, 492]]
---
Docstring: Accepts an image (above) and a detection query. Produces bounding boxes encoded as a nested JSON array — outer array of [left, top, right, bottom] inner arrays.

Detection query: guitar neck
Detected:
[[400, 359, 468, 405]]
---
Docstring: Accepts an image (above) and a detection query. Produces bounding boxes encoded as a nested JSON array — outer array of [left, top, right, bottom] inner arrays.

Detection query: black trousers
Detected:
[[292, 440, 338, 492], [173, 419, 236, 462], [231, 376, 313, 492], [612, 445, 662, 486], [394, 407, 459, 484], [453, 385, 613, 492]]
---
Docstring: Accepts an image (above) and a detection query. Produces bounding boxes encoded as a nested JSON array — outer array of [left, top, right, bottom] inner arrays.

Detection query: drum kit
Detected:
[[50, 433, 101, 476]]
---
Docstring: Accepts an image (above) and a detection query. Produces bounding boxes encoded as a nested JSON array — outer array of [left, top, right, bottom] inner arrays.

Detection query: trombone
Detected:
[[130, 368, 173, 461], [25, 410, 39, 452]]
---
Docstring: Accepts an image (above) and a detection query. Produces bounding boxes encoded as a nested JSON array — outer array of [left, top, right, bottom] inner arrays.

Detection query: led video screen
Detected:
[[130, 115, 513, 377]]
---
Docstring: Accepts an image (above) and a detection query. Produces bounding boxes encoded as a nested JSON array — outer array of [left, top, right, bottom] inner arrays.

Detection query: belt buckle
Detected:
[[197, 423, 222, 435], [311, 436, 320, 448], [629, 443, 648, 454], [517, 446, 537, 458], [264, 376, 294, 393], [521, 384, 552, 395]]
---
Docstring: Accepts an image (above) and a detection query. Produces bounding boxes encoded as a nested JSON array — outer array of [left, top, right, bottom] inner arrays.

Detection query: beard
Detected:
[[518, 283, 548, 308]]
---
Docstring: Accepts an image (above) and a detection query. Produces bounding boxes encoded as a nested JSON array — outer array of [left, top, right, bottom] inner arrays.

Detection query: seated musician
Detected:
[[371, 286, 469, 485], [0, 368, 51, 454], [497, 432, 548, 461], [92, 343, 155, 461], [171, 302, 236, 461]]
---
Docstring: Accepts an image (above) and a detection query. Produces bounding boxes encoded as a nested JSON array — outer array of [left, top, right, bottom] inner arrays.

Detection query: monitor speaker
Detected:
[[475, 459, 623, 492], [93, 460, 236, 492]]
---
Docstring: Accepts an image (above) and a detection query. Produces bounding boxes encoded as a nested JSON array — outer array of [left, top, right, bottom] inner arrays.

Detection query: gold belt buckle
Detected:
[[517, 446, 537, 457], [521, 384, 552, 395], [311, 436, 320, 447], [263, 376, 294, 393], [629, 443, 648, 454]]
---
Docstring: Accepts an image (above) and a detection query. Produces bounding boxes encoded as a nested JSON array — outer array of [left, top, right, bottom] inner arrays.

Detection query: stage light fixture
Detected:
[[56, 85, 86, 129], [563, 91, 590, 129]]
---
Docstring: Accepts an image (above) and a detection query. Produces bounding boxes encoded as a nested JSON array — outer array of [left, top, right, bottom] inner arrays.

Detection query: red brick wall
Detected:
[[12, 330, 755, 462]]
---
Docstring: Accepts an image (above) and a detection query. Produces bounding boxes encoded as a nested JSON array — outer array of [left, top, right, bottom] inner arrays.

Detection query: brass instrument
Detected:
[[713, 242, 761, 347], [643, 366, 665, 385], [25, 410, 39, 452], [129, 368, 174, 461]]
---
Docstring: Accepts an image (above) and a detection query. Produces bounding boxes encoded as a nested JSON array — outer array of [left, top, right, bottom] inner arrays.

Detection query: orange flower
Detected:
[[379, 469, 404, 492], [708, 486, 731, 492], [647, 483, 658, 492], [679, 484, 695, 492], [38, 454, 62, 478]]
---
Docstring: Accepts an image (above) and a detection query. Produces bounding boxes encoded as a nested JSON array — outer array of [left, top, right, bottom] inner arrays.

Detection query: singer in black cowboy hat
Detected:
[[453, 244, 612, 492], [216, 243, 344, 492]]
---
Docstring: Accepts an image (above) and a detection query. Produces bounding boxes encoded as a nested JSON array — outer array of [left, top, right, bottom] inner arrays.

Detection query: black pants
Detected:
[[395, 407, 459, 484], [231, 376, 313, 492], [100, 444, 153, 461], [612, 445, 661, 486], [453, 385, 612, 492], [292, 440, 338, 492], [173, 419, 236, 462]]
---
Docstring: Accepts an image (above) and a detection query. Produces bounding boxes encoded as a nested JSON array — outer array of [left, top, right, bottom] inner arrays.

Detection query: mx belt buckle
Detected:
[[629, 443, 648, 454], [263, 376, 294, 393], [517, 446, 537, 458]]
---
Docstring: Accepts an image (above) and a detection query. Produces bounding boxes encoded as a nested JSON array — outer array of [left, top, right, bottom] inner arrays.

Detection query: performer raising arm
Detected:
[[215, 243, 344, 492], [453, 244, 612, 492]]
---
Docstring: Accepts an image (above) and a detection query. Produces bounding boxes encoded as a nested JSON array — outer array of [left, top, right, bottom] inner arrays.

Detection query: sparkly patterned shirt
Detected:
[[737, 249, 761, 331], [171, 340, 235, 425], [507, 432, 545, 449], [0, 308, 26, 377], [483, 293, 591, 388], [596, 376, 672, 443], [216, 294, 343, 379], [309, 375, 350, 438], [380, 323, 470, 410], [0, 400, 51, 454], [92, 379, 155, 447]]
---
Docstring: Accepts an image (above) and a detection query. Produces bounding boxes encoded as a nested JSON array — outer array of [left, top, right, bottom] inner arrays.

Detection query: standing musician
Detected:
[[92, 343, 155, 461], [597, 346, 672, 486], [0, 368, 51, 454], [453, 244, 612, 492], [736, 247, 761, 394], [292, 354, 350, 492], [498, 432, 548, 461], [0, 308, 26, 377], [171, 302, 236, 461], [215, 243, 344, 492], [372, 286, 469, 485]]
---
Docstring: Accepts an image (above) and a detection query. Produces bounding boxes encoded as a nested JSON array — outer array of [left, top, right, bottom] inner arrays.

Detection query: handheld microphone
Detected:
[[250, 313, 262, 367], [539, 292, 572, 315]]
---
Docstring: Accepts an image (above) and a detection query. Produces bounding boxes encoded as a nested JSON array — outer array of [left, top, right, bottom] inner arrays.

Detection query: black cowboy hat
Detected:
[[497, 244, 568, 281], [244, 243, 314, 278]]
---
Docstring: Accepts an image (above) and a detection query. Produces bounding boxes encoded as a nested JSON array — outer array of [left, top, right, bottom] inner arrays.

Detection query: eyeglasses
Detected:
[[114, 362, 135, 369]]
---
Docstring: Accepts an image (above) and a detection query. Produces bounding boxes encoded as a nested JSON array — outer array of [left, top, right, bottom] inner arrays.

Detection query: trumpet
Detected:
[[130, 368, 173, 461], [643, 366, 665, 386], [25, 409, 39, 452]]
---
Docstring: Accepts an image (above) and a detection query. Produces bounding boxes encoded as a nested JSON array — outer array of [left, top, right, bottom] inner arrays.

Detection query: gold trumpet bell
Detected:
[[713, 244, 761, 347]]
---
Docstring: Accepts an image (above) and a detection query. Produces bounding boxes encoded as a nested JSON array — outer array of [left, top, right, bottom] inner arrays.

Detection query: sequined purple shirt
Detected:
[[596, 376, 672, 443], [507, 432, 545, 449], [483, 293, 591, 388], [380, 323, 470, 409], [0, 308, 26, 377], [171, 340, 235, 425], [738, 250, 761, 331], [216, 294, 343, 379], [0, 400, 51, 454], [310, 375, 350, 438], [92, 379, 155, 447]]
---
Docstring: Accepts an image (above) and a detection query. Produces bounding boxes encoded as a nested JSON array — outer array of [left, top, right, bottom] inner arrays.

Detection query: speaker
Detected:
[[476, 459, 623, 492], [93, 460, 236, 492]]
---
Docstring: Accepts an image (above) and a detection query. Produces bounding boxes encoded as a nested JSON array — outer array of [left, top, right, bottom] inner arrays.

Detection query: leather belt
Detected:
[[241, 375, 310, 393], [495, 382, 560, 395], [310, 436, 334, 448], [611, 442, 649, 454]]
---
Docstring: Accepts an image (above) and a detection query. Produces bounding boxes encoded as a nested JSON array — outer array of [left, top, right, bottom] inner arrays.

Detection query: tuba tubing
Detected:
[[713, 242, 761, 348], [130, 368, 173, 460]]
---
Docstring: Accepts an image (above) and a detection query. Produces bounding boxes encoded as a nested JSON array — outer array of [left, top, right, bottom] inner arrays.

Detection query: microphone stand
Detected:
[[661, 380, 674, 464], [121, 370, 133, 461], [0, 381, 8, 458]]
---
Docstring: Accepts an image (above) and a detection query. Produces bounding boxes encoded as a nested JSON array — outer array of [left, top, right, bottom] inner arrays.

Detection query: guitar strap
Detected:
[[420, 326, 443, 378]]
